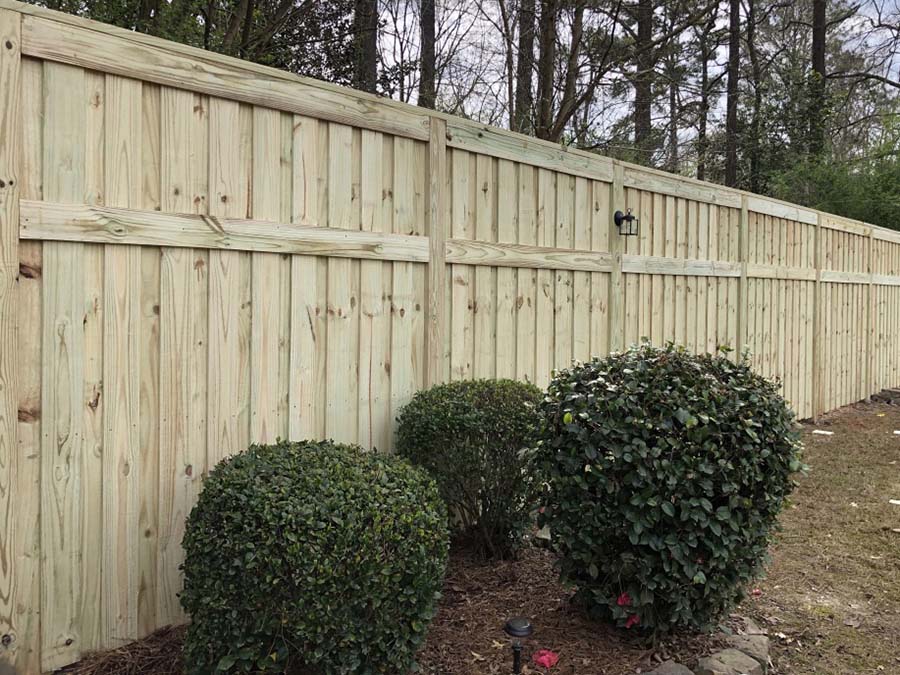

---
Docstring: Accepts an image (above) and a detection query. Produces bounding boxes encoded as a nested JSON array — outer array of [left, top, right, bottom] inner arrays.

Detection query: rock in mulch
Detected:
[[725, 634, 769, 668], [695, 648, 764, 675]]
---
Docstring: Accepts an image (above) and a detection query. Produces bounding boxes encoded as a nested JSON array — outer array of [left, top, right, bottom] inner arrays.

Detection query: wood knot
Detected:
[[18, 407, 40, 423], [5, 40, 13, 50], [19, 262, 40, 279]]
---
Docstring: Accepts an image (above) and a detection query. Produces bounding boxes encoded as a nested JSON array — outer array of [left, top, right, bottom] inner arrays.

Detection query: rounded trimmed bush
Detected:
[[396, 379, 542, 559], [534, 343, 803, 634], [180, 440, 449, 674]]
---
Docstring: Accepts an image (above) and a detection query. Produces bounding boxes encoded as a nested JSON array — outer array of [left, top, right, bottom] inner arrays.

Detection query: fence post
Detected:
[[736, 196, 749, 357], [425, 116, 447, 386], [0, 7, 22, 669], [812, 215, 824, 420], [607, 162, 625, 351], [866, 228, 875, 400]]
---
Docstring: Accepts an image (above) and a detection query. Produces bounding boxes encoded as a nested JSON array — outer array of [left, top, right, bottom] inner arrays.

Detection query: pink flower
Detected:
[[532, 649, 559, 669], [751, 588, 762, 597], [617, 592, 632, 607], [625, 614, 641, 629]]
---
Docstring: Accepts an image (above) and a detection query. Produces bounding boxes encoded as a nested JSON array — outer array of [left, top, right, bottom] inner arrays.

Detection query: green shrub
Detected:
[[396, 379, 543, 559], [534, 343, 803, 634], [180, 440, 449, 674]]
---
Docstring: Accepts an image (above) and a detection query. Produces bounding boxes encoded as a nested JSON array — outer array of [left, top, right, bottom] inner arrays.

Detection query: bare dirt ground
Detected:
[[61, 401, 900, 675], [740, 401, 900, 674]]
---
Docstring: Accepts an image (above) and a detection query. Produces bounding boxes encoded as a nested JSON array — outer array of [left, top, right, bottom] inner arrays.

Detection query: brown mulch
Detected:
[[60, 548, 726, 675], [58, 625, 185, 675], [417, 546, 727, 674]]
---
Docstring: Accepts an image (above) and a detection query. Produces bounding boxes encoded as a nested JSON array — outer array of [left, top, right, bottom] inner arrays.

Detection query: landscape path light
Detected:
[[503, 616, 533, 675]]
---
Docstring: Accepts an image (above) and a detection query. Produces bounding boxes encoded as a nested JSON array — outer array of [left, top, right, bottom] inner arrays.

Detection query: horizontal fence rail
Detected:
[[2, 1, 900, 672]]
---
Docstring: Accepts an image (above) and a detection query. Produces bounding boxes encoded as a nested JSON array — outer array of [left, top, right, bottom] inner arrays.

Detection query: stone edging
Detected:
[[642, 617, 771, 675]]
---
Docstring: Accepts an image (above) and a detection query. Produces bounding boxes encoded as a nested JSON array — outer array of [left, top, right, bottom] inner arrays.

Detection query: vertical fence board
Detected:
[[102, 73, 142, 646], [0, 9, 22, 670]]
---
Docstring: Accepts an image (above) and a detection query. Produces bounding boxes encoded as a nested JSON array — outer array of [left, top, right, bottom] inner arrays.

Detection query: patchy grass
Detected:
[[741, 401, 900, 674]]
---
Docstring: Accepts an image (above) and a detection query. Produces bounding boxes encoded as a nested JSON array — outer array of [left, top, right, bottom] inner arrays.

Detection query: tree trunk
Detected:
[[747, 0, 763, 192], [725, 0, 740, 187], [697, 27, 710, 182], [535, 0, 558, 140], [665, 3, 678, 173], [513, 0, 536, 133], [419, 0, 436, 108], [353, 0, 378, 94], [633, 0, 654, 163], [810, 0, 827, 154]]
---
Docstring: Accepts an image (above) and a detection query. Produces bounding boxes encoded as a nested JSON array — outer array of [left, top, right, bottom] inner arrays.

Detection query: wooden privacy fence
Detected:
[[2, 1, 900, 671]]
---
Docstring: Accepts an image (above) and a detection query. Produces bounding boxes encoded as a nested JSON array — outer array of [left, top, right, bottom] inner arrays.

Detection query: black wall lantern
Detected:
[[503, 616, 533, 674], [614, 208, 639, 236]]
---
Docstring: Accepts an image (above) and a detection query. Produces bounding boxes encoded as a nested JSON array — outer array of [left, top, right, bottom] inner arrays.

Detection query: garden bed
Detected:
[[60, 401, 900, 675]]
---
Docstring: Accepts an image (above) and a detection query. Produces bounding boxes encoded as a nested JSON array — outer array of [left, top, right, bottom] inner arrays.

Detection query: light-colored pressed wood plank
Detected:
[[535, 168, 555, 386], [102, 73, 142, 647], [324, 123, 359, 443], [705, 204, 718, 353], [737, 197, 749, 354], [572, 177, 591, 362], [473, 153, 496, 379], [40, 59, 88, 672], [446, 121, 614, 182], [590, 181, 610, 358], [156, 248, 205, 627], [516, 165, 537, 382], [445, 239, 613, 272], [288, 256, 326, 441], [449, 148, 473, 381], [496, 159, 518, 377], [650, 192, 665, 346], [250, 106, 288, 443], [554, 173, 574, 368], [746, 194, 817, 225], [21, 200, 431, 262], [207, 97, 251, 466], [391, 136, 422, 430], [425, 118, 448, 386], [662, 196, 676, 343], [157, 84, 208, 628], [136, 83, 160, 639], [0, 10, 23, 669], [357, 129, 391, 450], [623, 165, 742, 209], [607, 164, 625, 351], [11, 54, 40, 674], [674, 198, 687, 345], [18, 13, 431, 141]]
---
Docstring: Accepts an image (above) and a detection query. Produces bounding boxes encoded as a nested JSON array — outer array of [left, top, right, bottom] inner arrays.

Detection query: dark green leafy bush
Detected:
[[396, 379, 542, 559], [180, 440, 449, 674], [534, 343, 804, 634]]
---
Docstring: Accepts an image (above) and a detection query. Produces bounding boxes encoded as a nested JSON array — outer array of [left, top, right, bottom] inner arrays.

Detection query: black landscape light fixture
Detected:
[[503, 616, 533, 674], [614, 208, 639, 236]]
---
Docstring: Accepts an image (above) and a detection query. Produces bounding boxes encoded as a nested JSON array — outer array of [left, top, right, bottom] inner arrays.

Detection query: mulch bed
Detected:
[[418, 546, 726, 674], [61, 547, 726, 675]]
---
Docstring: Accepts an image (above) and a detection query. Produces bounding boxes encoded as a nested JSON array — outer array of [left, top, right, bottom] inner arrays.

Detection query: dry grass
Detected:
[[740, 401, 900, 674]]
